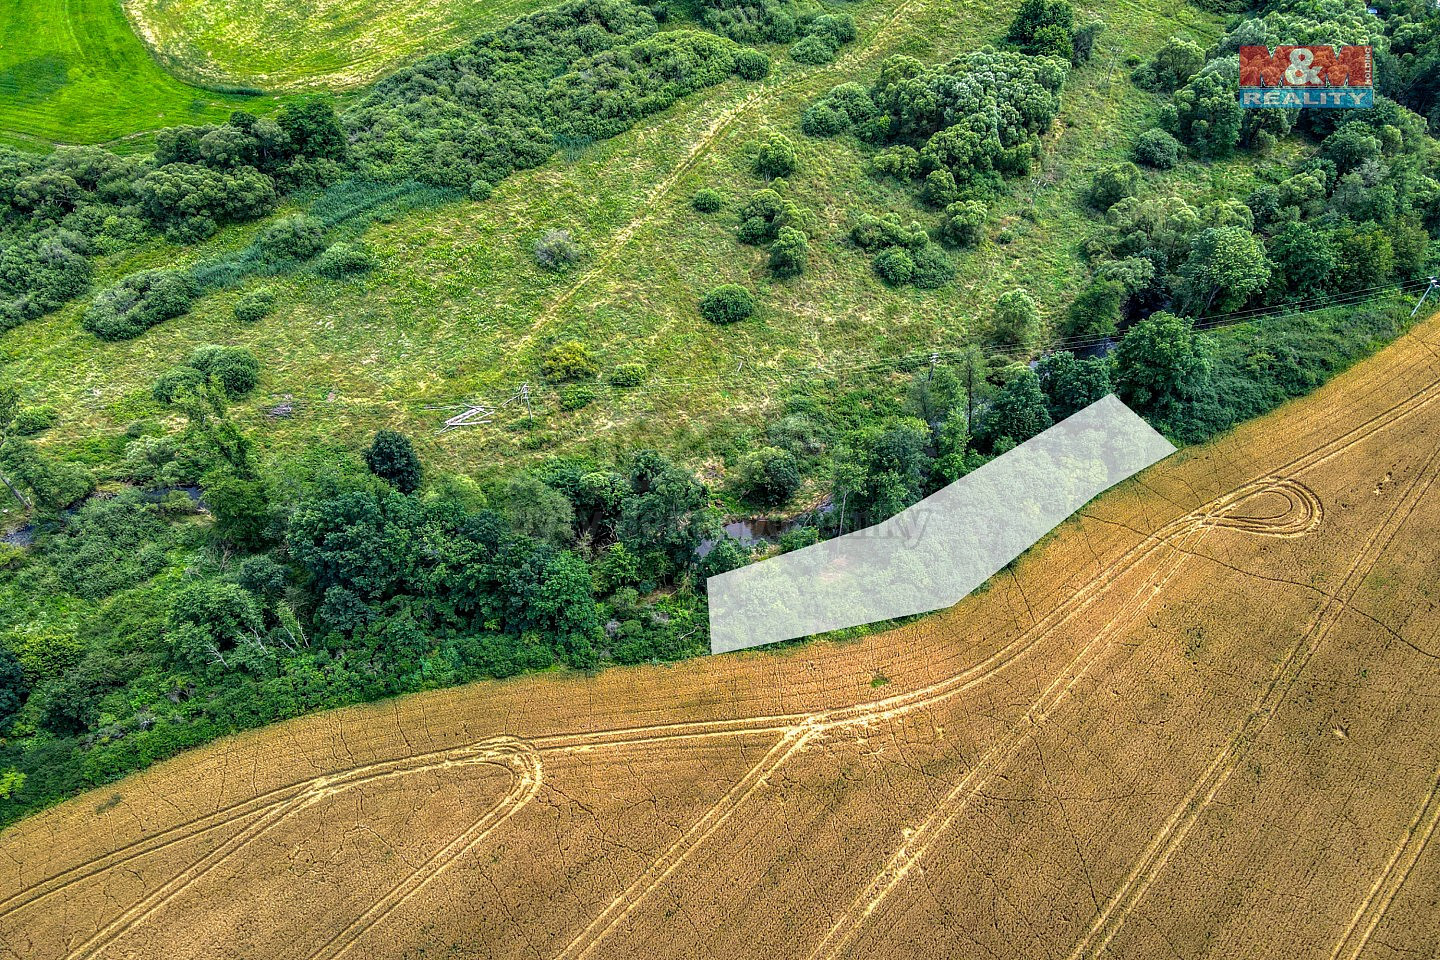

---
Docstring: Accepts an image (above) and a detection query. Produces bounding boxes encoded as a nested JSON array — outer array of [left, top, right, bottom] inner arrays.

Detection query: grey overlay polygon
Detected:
[[707, 395, 1176, 654]]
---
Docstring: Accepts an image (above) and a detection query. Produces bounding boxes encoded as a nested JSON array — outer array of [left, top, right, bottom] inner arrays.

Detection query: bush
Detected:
[[791, 33, 840, 64], [873, 247, 915, 285], [534, 229, 584, 271], [315, 241, 375, 278], [189, 345, 261, 398], [609, 362, 647, 387], [233, 288, 276, 323], [364, 429, 423, 493], [13, 406, 58, 436], [692, 188, 725, 213], [850, 214, 926, 252], [737, 447, 801, 506], [559, 384, 596, 410], [992, 287, 1041, 352], [82, 269, 196, 341], [699, 284, 755, 323], [940, 200, 988, 247], [469, 179, 495, 201], [732, 49, 771, 80], [910, 244, 954, 288], [256, 215, 327, 262], [921, 169, 958, 207], [754, 135, 798, 178], [1088, 162, 1140, 210], [1132, 129, 1180, 170], [869, 145, 920, 180], [737, 189, 799, 244], [768, 227, 810, 277], [541, 340, 599, 381]]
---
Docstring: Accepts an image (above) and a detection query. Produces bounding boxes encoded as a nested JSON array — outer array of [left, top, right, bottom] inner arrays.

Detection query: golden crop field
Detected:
[[3, 313, 1438, 960]]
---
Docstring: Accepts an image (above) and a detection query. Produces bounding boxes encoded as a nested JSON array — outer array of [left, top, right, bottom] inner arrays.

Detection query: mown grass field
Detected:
[[2, 0, 1222, 478], [0, 0, 281, 147], [125, 0, 559, 90]]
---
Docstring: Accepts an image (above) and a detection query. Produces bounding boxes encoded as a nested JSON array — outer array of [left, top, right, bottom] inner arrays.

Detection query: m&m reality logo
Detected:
[[1238, 45, 1374, 108]]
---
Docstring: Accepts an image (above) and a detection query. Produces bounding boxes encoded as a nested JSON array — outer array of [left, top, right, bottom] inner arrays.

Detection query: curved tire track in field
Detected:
[[1063, 395, 1440, 960], [305, 739, 543, 960], [54, 737, 539, 960], [1328, 761, 1440, 960], [11, 366, 1440, 959]]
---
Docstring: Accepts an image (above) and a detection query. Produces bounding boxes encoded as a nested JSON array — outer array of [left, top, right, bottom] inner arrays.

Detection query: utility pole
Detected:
[[927, 351, 939, 383], [1411, 277, 1439, 319], [521, 383, 533, 420]]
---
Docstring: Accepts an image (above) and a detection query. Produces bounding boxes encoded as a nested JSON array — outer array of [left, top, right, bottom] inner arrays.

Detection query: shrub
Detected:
[[256, 215, 327, 262], [768, 227, 810, 277], [364, 429, 423, 493], [692, 188, 725, 213], [873, 247, 915, 285], [732, 49, 771, 80], [82, 269, 196, 341], [609, 362, 647, 387], [699, 284, 755, 323], [754, 135, 798, 178], [791, 33, 840, 64], [233, 288, 276, 323], [1132, 129, 1180, 170], [850, 214, 926, 252], [737, 189, 798, 244], [1072, 20, 1104, 64], [921, 169, 958, 207], [940, 200, 988, 247], [1088, 162, 1140, 210], [737, 447, 801, 506], [534, 229, 584, 270], [869, 145, 920, 180], [189, 345, 261, 398], [469, 179, 495, 201], [910, 244, 954, 288], [992, 288, 1041, 352], [559, 384, 597, 411], [541, 340, 599, 381], [315, 241, 375, 278], [13, 406, 58, 436]]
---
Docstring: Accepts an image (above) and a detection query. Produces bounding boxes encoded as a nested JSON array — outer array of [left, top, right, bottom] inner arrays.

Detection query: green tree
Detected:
[[502, 473, 575, 544], [1064, 277, 1124, 340], [204, 473, 272, 549], [1171, 60, 1243, 158], [1113, 310, 1211, 415], [365, 430, 423, 493], [992, 288, 1042, 353], [699, 284, 756, 323], [768, 227, 810, 277], [981, 370, 1053, 446], [737, 447, 801, 506], [754, 135, 799, 178], [1177, 226, 1271, 314], [167, 580, 266, 670], [1035, 351, 1112, 419]]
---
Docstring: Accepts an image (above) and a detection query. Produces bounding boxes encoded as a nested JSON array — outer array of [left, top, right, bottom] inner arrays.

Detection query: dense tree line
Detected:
[[1065, 0, 1439, 356]]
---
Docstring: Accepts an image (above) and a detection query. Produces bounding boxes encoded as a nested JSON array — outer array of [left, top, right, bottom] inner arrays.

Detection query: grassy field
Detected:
[[6, 311, 1440, 959], [0, 0, 1223, 478], [125, 0, 559, 90], [0, 0, 282, 146]]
